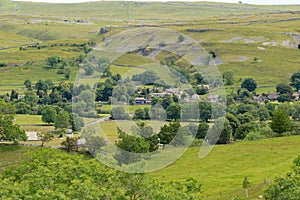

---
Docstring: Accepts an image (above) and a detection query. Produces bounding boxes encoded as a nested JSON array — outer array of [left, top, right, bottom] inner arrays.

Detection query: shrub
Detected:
[[260, 126, 276, 138], [244, 132, 266, 141]]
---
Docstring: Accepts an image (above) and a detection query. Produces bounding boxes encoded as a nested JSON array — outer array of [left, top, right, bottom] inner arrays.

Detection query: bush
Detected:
[[282, 132, 292, 137], [244, 131, 266, 141], [260, 126, 276, 138]]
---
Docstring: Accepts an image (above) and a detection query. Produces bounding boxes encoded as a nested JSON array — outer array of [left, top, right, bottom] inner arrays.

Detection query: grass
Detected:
[[101, 104, 151, 114], [13, 1, 300, 20], [20, 125, 55, 133], [14, 114, 45, 125], [151, 136, 300, 199]]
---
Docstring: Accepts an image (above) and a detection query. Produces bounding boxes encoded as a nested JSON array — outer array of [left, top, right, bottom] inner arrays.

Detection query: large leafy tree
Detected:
[[290, 72, 300, 91], [234, 122, 257, 140], [54, 110, 70, 129], [166, 103, 181, 120], [276, 82, 293, 95], [158, 121, 181, 144], [241, 78, 257, 92], [115, 134, 150, 164], [41, 105, 57, 125], [199, 101, 212, 122], [0, 100, 27, 143]]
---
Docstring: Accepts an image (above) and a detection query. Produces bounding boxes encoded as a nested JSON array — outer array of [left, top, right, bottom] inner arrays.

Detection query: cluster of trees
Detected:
[[41, 105, 84, 131], [0, 148, 205, 199], [83, 56, 111, 76], [114, 121, 197, 164], [132, 71, 158, 85], [5, 80, 75, 115]]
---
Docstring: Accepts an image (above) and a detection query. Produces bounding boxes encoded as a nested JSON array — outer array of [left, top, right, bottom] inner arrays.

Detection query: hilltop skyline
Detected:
[[12, 0, 300, 5]]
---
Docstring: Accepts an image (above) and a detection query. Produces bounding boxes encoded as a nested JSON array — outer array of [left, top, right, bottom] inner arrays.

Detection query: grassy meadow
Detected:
[[151, 136, 300, 199]]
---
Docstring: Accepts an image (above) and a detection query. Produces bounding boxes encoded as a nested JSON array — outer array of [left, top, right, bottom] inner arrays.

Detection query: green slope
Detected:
[[151, 136, 300, 199]]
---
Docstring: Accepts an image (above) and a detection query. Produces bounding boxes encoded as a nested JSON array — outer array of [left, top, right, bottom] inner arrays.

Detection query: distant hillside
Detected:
[[0, 1, 300, 94]]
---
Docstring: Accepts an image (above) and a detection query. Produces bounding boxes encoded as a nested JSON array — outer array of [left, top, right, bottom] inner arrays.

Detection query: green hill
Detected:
[[151, 136, 300, 199], [0, 1, 300, 95]]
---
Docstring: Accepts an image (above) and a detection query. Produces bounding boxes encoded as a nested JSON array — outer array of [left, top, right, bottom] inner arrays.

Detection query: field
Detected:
[[151, 136, 300, 199], [101, 104, 151, 114]]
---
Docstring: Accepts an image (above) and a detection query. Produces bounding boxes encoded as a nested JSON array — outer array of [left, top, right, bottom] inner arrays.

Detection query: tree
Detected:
[[258, 107, 270, 121], [196, 85, 208, 95], [209, 50, 217, 59], [222, 71, 234, 85], [149, 105, 166, 120], [70, 113, 85, 131], [290, 72, 300, 91], [277, 94, 292, 102], [132, 71, 158, 85], [46, 55, 64, 68], [84, 64, 94, 75], [41, 105, 57, 125], [0, 100, 27, 143], [85, 135, 106, 155], [38, 132, 54, 147], [234, 122, 257, 140], [61, 136, 79, 152], [134, 108, 145, 120], [54, 110, 70, 129], [243, 177, 251, 198], [264, 156, 300, 199], [111, 106, 130, 120], [292, 101, 300, 121], [241, 78, 257, 92], [132, 122, 154, 138], [23, 90, 38, 107], [158, 121, 180, 144], [270, 110, 291, 136], [226, 113, 240, 134], [166, 103, 181, 120], [199, 101, 212, 122], [15, 102, 31, 114], [194, 73, 203, 84], [237, 113, 255, 124], [24, 79, 32, 89], [196, 122, 209, 139], [206, 118, 232, 144], [276, 83, 293, 95], [115, 134, 150, 164]]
